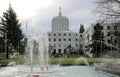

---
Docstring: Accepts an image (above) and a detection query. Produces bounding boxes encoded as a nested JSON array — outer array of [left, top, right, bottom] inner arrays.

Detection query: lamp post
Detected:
[[4, 33, 8, 58], [0, 44, 2, 54], [110, 26, 114, 57], [100, 32, 102, 57], [18, 43, 19, 54]]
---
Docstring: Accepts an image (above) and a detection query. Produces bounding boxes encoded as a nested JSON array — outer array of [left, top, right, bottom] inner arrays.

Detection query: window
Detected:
[[48, 34, 51, 36], [107, 32, 110, 36], [54, 38, 56, 41], [114, 31, 118, 36], [64, 38, 66, 41], [53, 49, 56, 54], [76, 34, 78, 36], [76, 39, 78, 41], [107, 39, 111, 43], [76, 44, 78, 47], [107, 26, 110, 30], [59, 33, 61, 36], [114, 26, 117, 30], [54, 34, 56, 36], [58, 49, 61, 54], [69, 38, 71, 41], [114, 39, 117, 44], [80, 45, 82, 47], [59, 38, 61, 41], [108, 47, 111, 50], [101, 26, 103, 30], [69, 34, 71, 36], [80, 35, 82, 37], [101, 32, 104, 37], [49, 38, 51, 41], [64, 49, 66, 54], [64, 33, 66, 36]]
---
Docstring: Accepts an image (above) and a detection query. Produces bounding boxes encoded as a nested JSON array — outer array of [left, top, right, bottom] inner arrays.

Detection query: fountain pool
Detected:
[[0, 32, 119, 77], [0, 66, 119, 77]]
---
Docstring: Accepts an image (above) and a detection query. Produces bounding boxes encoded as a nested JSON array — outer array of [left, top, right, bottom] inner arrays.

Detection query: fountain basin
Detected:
[[0, 66, 119, 77], [16, 74, 45, 77], [26, 75, 39, 77], [94, 63, 120, 76], [18, 64, 59, 73]]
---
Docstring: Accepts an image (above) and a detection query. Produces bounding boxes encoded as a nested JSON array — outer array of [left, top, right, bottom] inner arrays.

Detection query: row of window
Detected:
[[107, 32, 118, 36], [50, 43, 78, 47], [99, 31, 118, 36], [48, 33, 78, 36], [107, 39, 117, 44], [107, 26, 117, 30], [49, 38, 78, 42], [95, 25, 118, 31]]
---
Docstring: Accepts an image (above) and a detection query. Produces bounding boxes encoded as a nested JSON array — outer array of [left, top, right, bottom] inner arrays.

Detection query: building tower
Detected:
[[52, 7, 69, 31], [48, 7, 80, 57]]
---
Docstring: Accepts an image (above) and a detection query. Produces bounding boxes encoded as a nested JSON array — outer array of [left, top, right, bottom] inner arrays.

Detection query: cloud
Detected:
[[10, 0, 54, 19], [29, 0, 97, 34], [68, 9, 92, 19], [0, 0, 99, 37]]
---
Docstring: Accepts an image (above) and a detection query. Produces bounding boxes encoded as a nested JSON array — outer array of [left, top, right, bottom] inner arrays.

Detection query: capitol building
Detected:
[[48, 7, 80, 57]]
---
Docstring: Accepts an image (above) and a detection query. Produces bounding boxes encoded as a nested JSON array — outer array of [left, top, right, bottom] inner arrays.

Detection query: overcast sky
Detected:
[[0, 0, 99, 37]]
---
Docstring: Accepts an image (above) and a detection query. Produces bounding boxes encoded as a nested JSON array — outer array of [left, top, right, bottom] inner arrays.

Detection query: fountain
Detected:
[[94, 58, 120, 76], [7, 61, 16, 66], [17, 33, 59, 77], [0, 33, 119, 77], [74, 57, 89, 65], [93, 42, 120, 76]]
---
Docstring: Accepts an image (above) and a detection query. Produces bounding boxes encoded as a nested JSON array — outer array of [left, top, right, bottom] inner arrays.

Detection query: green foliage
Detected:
[[93, 23, 103, 40], [91, 23, 107, 57], [0, 5, 24, 58], [1, 55, 119, 65], [79, 24, 85, 33]]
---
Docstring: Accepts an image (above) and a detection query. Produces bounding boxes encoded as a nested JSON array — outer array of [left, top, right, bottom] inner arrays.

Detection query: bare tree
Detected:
[[94, 0, 120, 54], [95, 0, 120, 18]]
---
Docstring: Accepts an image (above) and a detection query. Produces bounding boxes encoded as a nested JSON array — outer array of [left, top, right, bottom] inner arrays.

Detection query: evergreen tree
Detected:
[[79, 24, 85, 33], [79, 24, 84, 54], [91, 23, 104, 57], [0, 4, 24, 58]]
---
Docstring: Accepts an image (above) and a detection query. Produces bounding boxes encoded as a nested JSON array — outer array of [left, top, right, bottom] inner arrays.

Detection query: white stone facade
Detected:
[[97, 20, 119, 47], [83, 25, 94, 47], [84, 19, 120, 47], [83, 19, 120, 56], [48, 7, 80, 55], [48, 31, 79, 54], [0, 31, 3, 37]]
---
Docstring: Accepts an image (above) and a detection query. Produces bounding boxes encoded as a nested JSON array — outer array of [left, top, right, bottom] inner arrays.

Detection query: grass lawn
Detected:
[[0, 55, 119, 65], [49, 57, 103, 65], [0, 58, 10, 64]]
